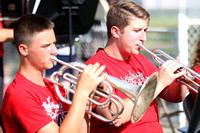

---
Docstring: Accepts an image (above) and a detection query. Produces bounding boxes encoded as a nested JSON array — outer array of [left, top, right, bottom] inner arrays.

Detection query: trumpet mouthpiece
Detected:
[[51, 56, 57, 61]]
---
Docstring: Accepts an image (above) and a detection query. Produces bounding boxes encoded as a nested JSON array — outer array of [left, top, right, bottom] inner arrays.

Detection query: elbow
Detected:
[[177, 95, 186, 102], [167, 95, 186, 103]]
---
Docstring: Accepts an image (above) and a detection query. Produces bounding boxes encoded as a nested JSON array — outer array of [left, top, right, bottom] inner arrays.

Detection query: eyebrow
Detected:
[[41, 41, 56, 45]]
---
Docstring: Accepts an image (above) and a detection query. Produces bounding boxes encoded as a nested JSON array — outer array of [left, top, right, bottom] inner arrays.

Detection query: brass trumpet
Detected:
[[50, 56, 159, 124], [139, 44, 200, 94]]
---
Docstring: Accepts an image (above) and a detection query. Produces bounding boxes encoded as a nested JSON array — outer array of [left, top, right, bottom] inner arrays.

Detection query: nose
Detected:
[[140, 30, 147, 42], [51, 43, 58, 55]]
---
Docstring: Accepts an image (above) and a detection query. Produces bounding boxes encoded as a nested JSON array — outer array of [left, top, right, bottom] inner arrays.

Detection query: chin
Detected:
[[131, 48, 139, 55], [136, 49, 141, 55], [46, 64, 54, 70], [132, 51, 139, 55]]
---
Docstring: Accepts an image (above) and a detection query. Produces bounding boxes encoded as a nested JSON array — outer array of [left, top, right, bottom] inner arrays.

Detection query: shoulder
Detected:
[[85, 48, 106, 65], [3, 73, 52, 110], [3, 75, 35, 106]]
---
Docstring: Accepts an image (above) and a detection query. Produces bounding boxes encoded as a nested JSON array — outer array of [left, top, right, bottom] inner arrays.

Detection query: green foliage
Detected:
[[148, 10, 178, 28]]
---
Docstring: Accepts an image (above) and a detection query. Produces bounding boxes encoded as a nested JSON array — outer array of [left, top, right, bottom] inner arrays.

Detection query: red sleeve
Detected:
[[194, 66, 200, 84], [9, 88, 53, 132], [190, 66, 200, 101]]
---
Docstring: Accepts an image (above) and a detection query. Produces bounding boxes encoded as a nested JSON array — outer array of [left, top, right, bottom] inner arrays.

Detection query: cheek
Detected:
[[33, 51, 47, 63], [129, 33, 139, 41]]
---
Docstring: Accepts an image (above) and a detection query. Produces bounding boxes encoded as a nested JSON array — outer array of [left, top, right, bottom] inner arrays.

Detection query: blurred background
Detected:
[[1, 0, 200, 132]]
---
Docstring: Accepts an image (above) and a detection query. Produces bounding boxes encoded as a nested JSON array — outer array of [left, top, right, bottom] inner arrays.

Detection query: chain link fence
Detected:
[[188, 24, 200, 65], [3, 42, 19, 90]]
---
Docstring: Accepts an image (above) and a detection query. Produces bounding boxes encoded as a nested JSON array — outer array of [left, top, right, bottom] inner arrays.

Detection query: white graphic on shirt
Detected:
[[120, 71, 146, 85], [42, 96, 67, 126], [42, 96, 61, 119], [42, 97, 68, 126]]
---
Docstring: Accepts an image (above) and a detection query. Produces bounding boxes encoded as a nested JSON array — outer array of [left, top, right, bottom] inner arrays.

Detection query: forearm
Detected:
[[95, 97, 134, 127], [159, 80, 187, 102], [113, 98, 134, 126], [0, 29, 14, 42], [60, 89, 89, 133], [59, 63, 106, 132]]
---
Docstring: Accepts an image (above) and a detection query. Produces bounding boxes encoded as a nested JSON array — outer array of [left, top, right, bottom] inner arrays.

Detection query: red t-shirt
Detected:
[[1, 72, 70, 133], [0, 14, 4, 57], [85, 48, 163, 133], [190, 66, 200, 102]]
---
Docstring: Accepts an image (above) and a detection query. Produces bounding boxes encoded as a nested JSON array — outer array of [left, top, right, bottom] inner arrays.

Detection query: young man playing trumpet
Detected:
[[1, 14, 107, 133], [85, 1, 188, 132]]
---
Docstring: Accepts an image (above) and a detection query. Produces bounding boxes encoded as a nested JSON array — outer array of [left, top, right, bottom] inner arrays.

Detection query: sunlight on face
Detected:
[[27, 29, 58, 70], [119, 18, 148, 56]]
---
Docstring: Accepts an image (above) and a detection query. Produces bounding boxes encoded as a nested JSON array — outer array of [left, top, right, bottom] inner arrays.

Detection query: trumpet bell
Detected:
[[131, 72, 158, 123]]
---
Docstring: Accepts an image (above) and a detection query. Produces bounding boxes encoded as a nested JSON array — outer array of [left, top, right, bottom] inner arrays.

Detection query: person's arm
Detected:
[[156, 60, 187, 102], [94, 97, 134, 127], [0, 28, 13, 42], [93, 60, 187, 127], [158, 80, 187, 102], [37, 63, 107, 133]]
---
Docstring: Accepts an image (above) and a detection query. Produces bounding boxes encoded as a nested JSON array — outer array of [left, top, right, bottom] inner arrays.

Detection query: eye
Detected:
[[134, 29, 141, 32], [42, 44, 51, 48]]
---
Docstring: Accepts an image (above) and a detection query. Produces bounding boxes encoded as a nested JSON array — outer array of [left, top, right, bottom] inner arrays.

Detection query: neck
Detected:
[[104, 40, 129, 60], [19, 63, 45, 87]]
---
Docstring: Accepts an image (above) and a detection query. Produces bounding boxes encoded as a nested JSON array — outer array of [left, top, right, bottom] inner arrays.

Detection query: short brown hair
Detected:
[[106, 1, 150, 38], [190, 39, 200, 69], [14, 14, 54, 50]]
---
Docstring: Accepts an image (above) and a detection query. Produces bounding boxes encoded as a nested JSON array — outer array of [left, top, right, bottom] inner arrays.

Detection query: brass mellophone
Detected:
[[50, 56, 158, 124]]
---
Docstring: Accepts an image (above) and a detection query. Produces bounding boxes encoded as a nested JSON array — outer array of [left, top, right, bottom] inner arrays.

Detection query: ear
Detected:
[[18, 44, 28, 56], [111, 26, 120, 38]]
